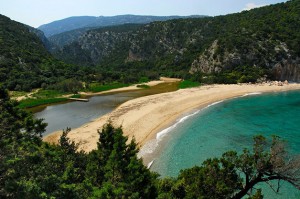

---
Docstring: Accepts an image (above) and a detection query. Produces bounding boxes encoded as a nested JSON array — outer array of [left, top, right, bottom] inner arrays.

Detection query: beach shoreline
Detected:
[[43, 82, 300, 162]]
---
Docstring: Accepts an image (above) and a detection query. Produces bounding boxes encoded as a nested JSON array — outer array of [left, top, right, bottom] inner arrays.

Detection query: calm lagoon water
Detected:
[[34, 82, 179, 136], [151, 90, 300, 199]]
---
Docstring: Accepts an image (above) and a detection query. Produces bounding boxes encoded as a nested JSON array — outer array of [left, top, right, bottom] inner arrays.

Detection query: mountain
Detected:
[[38, 15, 205, 37], [52, 0, 300, 82], [0, 14, 88, 91], [27, 26, 57, 51], [48, 27, 95, 49], [53, 24, 142, 66]]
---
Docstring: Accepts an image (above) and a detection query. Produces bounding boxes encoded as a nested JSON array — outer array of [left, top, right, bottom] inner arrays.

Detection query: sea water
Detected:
[[150, 90, 300, 198]]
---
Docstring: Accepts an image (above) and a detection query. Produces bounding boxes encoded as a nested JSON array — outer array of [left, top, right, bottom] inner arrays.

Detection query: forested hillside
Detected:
[[54, 0, 300, 83], [0, 14, 92, 91]]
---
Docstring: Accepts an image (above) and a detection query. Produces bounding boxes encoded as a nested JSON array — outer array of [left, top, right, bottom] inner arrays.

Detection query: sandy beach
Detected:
[[43, 82, 300, 154]]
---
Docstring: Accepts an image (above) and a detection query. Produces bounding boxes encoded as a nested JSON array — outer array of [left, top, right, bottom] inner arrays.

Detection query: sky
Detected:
[[1, 0, 287, 28]]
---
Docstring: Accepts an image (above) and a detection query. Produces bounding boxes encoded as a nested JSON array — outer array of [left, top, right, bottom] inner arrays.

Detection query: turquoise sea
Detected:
[[150, 90, 300, 198]]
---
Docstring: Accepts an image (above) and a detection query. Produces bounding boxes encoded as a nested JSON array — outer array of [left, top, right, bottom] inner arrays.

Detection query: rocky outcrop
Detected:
[[189, 39, 300, 82], [190, 40, 241, 73], [54, 26, 136, 65], [273, 58, 300, 82]]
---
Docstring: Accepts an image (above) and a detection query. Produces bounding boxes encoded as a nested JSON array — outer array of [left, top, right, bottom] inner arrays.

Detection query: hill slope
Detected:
[[38, 15, 205, 37], [53, 0, 300, 82], [0, 14, 87, 91]]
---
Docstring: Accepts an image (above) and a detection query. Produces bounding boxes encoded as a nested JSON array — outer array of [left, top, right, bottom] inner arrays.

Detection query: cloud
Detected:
[[243, 3, 266, 11]]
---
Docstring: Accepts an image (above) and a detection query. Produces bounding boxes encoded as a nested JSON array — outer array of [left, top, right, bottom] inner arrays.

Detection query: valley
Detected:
[[1, 0, 300, 198]]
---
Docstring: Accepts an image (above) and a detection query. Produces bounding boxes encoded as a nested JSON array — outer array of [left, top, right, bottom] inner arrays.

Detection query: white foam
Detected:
[[139, 100, 227, 161], [243, 92, 262, 97], [156, 101, 224, 141], [206, 100, 224, 108], [137, 139, 158, 158], [147, 160, 154, 169], [137, 100, 224, 160], [156, 125, 175, 140], [156, 111, 199, 140]]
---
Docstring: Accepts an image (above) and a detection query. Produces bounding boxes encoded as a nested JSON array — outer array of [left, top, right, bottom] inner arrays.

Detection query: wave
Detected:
[[137, 139, 158, 158], [206, 100, 224, 108], [242, 92, 262, 97], [147, 160, 154, 169], [138, 100, 226, 160], [156, 100, 224, 140]]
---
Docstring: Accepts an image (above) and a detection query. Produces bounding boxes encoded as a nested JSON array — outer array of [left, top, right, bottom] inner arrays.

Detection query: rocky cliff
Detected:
[[189, 39, 300, 82], [51, 0, 300, 82], [273, 58, 300, 82]]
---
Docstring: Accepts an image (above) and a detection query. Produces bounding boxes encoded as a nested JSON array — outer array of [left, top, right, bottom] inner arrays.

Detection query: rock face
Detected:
[[190, 40, 232, 74], [54, 24, 140, 65], [51, 0, 300, 82], [273, 58, 300, 82], [189, 39, 300, 82]]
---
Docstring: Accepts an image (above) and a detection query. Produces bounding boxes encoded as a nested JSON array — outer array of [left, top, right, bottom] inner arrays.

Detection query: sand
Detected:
[[43, 82, 300, 153]]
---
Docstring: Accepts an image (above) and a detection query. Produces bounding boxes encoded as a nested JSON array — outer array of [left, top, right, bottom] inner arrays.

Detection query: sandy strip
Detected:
[[11, 89, 40, 101], [43, 83, 300, 153]]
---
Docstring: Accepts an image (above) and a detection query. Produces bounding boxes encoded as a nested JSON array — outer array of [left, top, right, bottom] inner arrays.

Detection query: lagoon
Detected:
[[34, 82, 179, 136]]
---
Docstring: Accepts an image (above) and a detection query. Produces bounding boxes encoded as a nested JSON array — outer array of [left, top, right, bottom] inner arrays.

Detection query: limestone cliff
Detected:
[[273, 58, 300, 82], [189, 39, 300, 82]]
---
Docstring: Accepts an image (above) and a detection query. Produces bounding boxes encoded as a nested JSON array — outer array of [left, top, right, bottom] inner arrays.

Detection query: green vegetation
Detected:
[[16, 89, 70, 108], [47, 79, 84, 93], [1, 87, 157, 198], [70, 94, 81, 98], [139, 76, 150, 83], [1, 86, 300, 198], [31, 89, 66, 98], [88, 82, 130, 93], [178, 80, 200, 89], [9, 91, 29, 98], [18, 97, 68, 108], [54, 0, 300, 84], [137, 84, 150, 89], [0, 14, 96, 92]]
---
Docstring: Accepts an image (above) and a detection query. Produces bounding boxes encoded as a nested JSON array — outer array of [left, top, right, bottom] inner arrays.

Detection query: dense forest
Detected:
[[0, 14, 96, 92], [1, 87, 300, 198], [54, 0, 300, 83]]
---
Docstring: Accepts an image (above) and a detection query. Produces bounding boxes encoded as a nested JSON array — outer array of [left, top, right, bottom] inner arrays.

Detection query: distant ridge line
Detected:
[[38, 14, 207, 37]]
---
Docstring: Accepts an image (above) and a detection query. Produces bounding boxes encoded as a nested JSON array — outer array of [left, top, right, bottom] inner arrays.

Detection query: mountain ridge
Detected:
[[52, 0, 300, 82], [38, 14, 206, 37]]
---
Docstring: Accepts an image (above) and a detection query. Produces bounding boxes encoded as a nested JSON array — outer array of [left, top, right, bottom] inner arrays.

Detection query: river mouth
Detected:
[[33, 82, 179, 136]]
